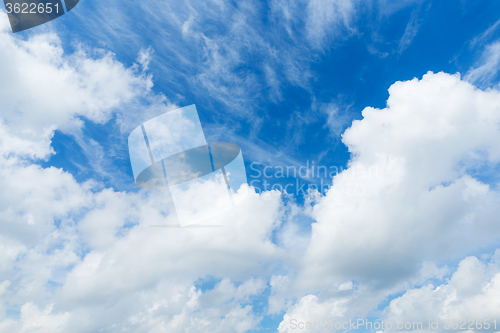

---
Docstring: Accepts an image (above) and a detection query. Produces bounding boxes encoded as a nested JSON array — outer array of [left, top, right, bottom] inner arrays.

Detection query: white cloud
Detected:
[[297, 71, 500, 290], [305, 0, 356, 48], [277, 72, 500, 328], [0, 121, 54, 160], [320, 99, 355, 138], [398, 10, 421, 53], [278, 294, 349, 332], [0, 133, 283, 331], [0, 303, 71, 333], [465, 41, 500, 86], [469, 19, 500, 49], [384, 252, 500, 331], [269, 275, 293, 315], [137, 46, 154, 72], [0, 12, 152, 152]]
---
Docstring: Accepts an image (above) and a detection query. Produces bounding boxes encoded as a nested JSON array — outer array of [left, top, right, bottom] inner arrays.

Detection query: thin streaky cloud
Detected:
[[398, 9, 422, 54], [465, 41, 500, 86], [469, 18, 500, 49]]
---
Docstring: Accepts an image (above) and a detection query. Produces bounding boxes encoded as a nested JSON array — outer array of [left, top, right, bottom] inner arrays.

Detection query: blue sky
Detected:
[[37, 0, 500, 196], [2, 0, 500, 332]]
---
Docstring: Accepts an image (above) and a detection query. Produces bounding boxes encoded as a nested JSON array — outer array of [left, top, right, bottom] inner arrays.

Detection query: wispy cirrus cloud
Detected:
[[465, 41, 500, 86], [469, 18, 500, 49], [398, 9, 422, 53], [305, 0, 357, 48]]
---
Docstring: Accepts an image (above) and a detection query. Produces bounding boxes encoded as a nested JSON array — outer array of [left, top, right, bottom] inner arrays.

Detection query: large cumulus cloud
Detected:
[[279, 72, 500, 331]]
